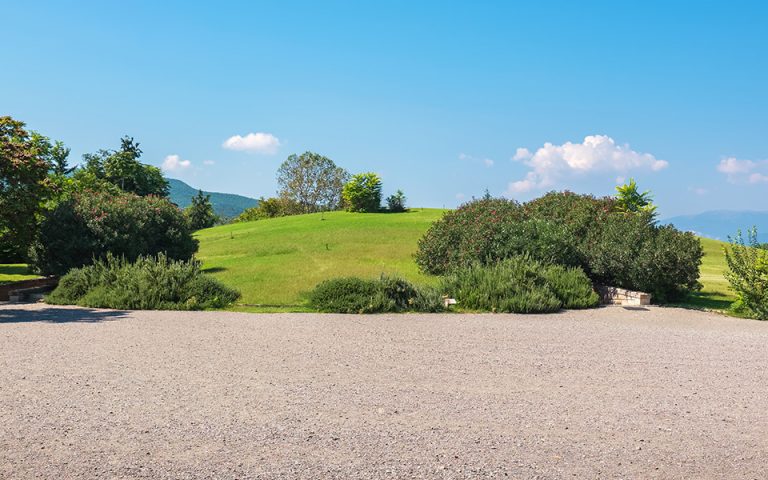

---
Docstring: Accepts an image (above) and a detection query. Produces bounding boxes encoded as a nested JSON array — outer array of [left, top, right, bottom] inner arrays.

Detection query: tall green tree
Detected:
[[0, 116, 55, 261], [342, 172, 382, 212], [185, 190, 218, 230], [77, 136, 169, 197], [276, 152, 349, 213]]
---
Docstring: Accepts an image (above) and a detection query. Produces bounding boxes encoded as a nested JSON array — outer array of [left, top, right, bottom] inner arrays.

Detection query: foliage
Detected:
[[30, 189, 198, 275], [416, 192, 703, 302], [615, 178, 657, 217], [185, 190, 218, 230], [415, 198, 576, 275], [724, 228, 768, 319], [76, 136, 169, 197], [386, 189, 407, 212], [277, 152, 349, 213], [440, 256, 598, 313], [309, 274, 443, 313], [235, 196, 303, 222], [0, 116, 56, 262], [47, 253, 239, 310], [342, 172, 383, 212]]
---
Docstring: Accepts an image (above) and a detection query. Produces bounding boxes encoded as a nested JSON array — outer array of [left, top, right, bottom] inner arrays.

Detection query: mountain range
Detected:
[[664, 211, 768, 243], [168, 178, 259, 219]]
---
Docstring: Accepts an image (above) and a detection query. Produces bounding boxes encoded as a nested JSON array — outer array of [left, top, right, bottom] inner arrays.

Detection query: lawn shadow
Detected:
[[675, 291, 734, 311], [202, 266, 228, 274], [0, 265, 32, 276], [0, 307, 129, 324]]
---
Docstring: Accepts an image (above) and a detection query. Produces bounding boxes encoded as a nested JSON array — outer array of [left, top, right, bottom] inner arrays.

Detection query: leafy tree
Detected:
[[342, 172, 382, 212], [0, 116, 55, 261], [386, 189, 407, 212], [77, 136, 169, 197], [236, 196, 303, 222], [724, 228, 768, 319], [615, 178, 657, 217], [185, 190, 218, 230], [276, 152, 349, 213]]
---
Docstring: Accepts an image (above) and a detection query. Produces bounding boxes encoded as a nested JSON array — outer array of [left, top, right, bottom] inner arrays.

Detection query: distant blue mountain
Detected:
[[664, 211, 768, 243], [168, 178, 259, 219]]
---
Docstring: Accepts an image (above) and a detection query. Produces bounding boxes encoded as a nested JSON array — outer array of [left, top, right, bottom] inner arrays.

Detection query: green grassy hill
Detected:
[[196, 210, 737, 312], [195, 209, 446, 308]]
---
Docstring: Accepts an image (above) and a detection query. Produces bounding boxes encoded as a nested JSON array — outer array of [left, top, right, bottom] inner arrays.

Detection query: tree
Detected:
[[343, 173, 383, 212], [0, 116, 55, 261], [77, 136, 169, 197], [615, 178, 657, 217], [386, 189, 407, 212], [276, 152, 349, 213], [185, 190, 218, 230]]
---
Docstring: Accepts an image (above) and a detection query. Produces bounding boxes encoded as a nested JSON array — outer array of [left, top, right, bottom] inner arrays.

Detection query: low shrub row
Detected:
[[308, 275, 444, 313], [47, 253, 240, 310]]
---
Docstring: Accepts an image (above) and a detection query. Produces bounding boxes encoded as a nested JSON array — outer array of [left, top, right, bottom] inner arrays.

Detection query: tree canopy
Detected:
[[277, 152, 349, 213]]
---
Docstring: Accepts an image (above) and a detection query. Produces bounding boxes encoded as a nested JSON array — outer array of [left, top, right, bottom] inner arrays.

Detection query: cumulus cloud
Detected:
[[222, 132, 281, 154], [162, 154, 191, 172], [507, 135, 667, 194], [717, 156, 768, 183]]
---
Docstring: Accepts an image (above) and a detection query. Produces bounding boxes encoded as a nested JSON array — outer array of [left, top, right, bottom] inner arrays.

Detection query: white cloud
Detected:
[[203, 160, 215, 166], [459, 152, 494, 168], [222, 132, 281, 154], [162, 154, 191, 172], [507, 135, 667, 195], [717, 156, 768, 183]]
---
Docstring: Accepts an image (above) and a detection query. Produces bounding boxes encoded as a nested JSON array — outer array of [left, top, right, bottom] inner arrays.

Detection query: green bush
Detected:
[[235, 196, 304, 222], [342, 172, 382, 212], [386, 190, 407, 212], [30, 190, 198, 275], [416, 192, 703, 302], [308, 275, 443, 313], [440, 256, 598, 313], [724, 228, 768, 319], [47, 253, 240, 310], [415, 198, 577, 275]]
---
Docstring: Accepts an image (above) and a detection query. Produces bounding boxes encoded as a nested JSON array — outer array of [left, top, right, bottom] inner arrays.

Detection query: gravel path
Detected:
[[1, 303, 767, 479]]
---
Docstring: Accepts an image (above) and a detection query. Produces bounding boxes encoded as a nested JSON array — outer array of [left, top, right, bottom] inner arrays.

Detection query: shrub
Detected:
[[30, 190, 198, 275], [440, 256, 598, 313], [724, 228, 768, 319], [308, 275, 443, 313], [342, 173, 382, 212], [46, 253, 240, 310], [386, 190, 407, 212], [416, 192, 703, 302], [235, 196, 303, 222], [415, 198, 576, 275]]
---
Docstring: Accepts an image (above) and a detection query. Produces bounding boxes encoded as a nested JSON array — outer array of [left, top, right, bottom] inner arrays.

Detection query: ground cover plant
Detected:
[[440, 256, 599, 313], [309, 275, 443, 313], [47, 253, 240, 310]]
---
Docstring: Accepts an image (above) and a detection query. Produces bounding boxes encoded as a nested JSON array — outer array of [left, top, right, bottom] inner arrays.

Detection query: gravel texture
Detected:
[[1, 303, 767, 479]]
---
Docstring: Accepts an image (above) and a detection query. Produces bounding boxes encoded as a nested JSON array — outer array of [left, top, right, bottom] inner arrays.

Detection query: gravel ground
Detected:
[[1, 303, 767, 479]]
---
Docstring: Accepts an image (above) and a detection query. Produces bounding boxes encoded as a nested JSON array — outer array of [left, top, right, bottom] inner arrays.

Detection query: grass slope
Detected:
[[0, 264, 39, 285], [195, 209, 445, 308], [198, 212, 736, 312]]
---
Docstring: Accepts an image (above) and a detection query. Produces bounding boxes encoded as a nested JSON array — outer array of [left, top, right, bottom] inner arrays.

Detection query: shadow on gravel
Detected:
[[0, 307, 129, 324]]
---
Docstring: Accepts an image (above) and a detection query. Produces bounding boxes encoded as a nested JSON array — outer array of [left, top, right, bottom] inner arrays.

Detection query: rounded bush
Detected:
[[308, 275, 443, 313], [31, 190, 198, 275]]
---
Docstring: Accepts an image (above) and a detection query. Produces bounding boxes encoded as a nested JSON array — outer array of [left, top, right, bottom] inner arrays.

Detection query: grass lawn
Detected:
[[197, 210, 738, 313], [674, 237, 736, 312], [0, 264, 39, 285], [196, 209, 446, 309]]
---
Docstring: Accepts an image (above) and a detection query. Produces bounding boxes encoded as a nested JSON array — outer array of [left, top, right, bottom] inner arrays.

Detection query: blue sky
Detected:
[[3, 1, 767, 216]]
